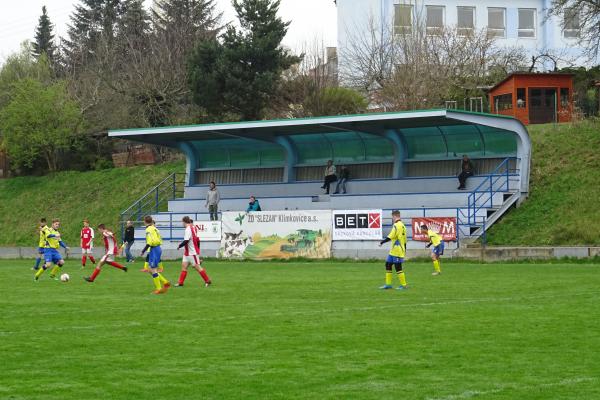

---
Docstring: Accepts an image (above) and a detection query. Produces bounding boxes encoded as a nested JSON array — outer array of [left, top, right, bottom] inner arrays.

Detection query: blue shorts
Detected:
[[44, 248, 63, 264], [386, 255, 404, 264], [37, 247, 45, 254], [432, 242, 445, 256], [148, 246, 162, 268]]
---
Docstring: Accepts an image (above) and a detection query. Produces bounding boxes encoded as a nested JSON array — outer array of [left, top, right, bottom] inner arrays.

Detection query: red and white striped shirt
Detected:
[[183, 225, 200, 256], [103, 231, 118, 255], [81, 227, 94, 249]]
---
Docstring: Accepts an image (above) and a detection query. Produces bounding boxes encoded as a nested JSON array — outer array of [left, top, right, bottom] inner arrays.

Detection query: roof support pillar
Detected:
[[274, 136, 297, 183], [384, 129, 406, 178], [177, 141, 198, 186]]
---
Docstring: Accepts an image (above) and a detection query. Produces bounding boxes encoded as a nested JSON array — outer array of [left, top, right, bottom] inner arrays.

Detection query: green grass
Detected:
[[2, 259, 600, 399], [0, 161, 184, 246], [486, 118, 600, 245]]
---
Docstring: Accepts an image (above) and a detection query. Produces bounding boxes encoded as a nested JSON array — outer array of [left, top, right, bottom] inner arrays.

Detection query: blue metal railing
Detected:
[[119, 172, 186, 238], [467, 157, 515, 225]]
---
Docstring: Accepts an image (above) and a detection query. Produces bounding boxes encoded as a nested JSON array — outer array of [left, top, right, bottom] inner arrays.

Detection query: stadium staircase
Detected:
[[120, 157, 520, 252]]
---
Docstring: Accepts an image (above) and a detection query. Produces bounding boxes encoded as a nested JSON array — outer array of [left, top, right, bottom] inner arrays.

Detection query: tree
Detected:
[[341, 14, 527, 111], [0, 79, 83, 172], [63, 0, 124, 69], [189, 0, 300, 121], [304, 87, 367, 116], [547, 0, 600, 61], [32, 6, 57, 63]]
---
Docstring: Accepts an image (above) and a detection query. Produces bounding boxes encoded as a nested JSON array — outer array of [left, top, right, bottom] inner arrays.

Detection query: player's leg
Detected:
[[33, 248, 43, 270], [194, 257, 211, 286], [34, 257, 52, 280], [149, 248, 169, 293], [394, 260, 408, 289], [49, 251, 64, 279], [85, 255, 106, 282], [176, 261, 189, 287], [106, 254, 128, 272], [431, 251, 441, 275], [379, 256, 394, 289]]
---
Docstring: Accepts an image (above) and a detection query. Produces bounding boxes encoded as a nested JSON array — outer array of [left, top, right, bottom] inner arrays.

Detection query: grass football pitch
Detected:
[[2, 259, 600, 399]]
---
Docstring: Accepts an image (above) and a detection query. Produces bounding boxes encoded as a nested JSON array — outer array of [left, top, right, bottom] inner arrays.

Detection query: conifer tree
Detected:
[[32, 6, 56, 62]]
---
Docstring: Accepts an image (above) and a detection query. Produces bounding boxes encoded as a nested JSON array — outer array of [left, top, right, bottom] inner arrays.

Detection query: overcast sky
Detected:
[[0, 0, 337, 63]]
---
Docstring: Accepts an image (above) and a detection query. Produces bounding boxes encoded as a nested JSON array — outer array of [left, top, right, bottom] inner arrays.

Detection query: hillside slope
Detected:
[[486, 118, 600, 246], [0, 162, 184, 246]]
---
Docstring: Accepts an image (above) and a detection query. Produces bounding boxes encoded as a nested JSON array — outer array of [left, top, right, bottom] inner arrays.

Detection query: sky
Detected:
[[0, 0, 337, 62]]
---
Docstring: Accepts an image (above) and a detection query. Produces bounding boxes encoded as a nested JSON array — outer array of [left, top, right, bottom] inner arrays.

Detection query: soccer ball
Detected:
[[60, 273, 70, 282]]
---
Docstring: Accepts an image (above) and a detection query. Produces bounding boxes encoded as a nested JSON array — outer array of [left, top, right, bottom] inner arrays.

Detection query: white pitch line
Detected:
[[426, 377, 597, 400]]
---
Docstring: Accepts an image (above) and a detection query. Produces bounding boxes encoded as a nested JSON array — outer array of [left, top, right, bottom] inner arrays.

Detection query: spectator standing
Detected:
[[321, 160, 337, 194], [458, 155, 475, 190], [334, 166, 350, 194], [205, 181, 220, 221], [123, 220, 135, 262], [246, 196, 262, 212]]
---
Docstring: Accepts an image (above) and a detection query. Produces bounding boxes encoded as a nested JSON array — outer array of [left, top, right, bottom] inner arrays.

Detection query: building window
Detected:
[[560, 88, 570, 108], [394, 4, 413, 34], [487, 8, 506, 37], [517, 88, 526, 108], [426, 5, 444, 35], [457, 6, 475, 36], [564, 8, 580, 38], [518, 9, 536, 38], [493, 93, 513, 111]]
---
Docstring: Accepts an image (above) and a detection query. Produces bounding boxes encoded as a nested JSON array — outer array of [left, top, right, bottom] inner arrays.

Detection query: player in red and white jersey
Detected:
[[84, 224, 128, 283], [80, 219, 96, 268], [175, 216, 212, 287]]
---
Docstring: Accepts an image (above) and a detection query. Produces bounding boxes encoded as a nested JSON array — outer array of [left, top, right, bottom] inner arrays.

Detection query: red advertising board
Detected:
[[412, 217, 457, 241]]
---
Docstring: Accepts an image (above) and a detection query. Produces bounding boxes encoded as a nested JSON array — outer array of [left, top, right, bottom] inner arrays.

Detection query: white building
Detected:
[[337, 0, 593, 76]]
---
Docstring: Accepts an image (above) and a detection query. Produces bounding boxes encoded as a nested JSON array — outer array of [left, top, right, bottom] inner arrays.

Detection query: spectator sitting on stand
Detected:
[[458, 155, 475, 190], [333, 165, 349, 194], [246, 196, 262, 212], [321, 160, 337, 194]]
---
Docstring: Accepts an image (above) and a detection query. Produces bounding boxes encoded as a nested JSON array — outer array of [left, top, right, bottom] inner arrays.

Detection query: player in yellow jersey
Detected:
[[421, 224, 444, 276], [34, 219, 70, 281], [140, 219, 164, 273], [33, 218, 48, 271], [140, 215, 170, 294], [378, 210, 408, 290]]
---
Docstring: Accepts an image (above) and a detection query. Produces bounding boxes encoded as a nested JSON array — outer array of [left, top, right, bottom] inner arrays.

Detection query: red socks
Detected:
[[199, 269, 210, 284], [108, 261, 125, 270], [82, 255, 96, 266], [178, 270, 188, 285], [90, 268, 101, 281]]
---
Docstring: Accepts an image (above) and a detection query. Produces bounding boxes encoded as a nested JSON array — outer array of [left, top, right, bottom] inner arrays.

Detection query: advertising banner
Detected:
[[193, 221, 222, 241], [219, 211, 332, 259], [411, 217, 457, 241], [332, 210, 383, 240]]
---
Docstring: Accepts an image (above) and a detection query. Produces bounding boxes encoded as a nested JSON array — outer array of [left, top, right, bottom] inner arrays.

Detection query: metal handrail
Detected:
[[119, 172, 186, 239], [467, 157, 514, 224]]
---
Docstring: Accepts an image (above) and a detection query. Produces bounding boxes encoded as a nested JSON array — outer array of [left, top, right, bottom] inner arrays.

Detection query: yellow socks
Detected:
[[152, 273, 162, 290], [433, 260, 441, 273], [385, 272, 392, 286], [158, 273, 169, 285], [397, 271, 407, 287], [144, 262, 150, 271], [35, 267, 46, 279], [49, 265, 61, 277]]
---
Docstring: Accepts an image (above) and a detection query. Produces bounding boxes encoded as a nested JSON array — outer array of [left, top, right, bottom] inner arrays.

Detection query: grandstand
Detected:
[[109, 109, 531, 257]]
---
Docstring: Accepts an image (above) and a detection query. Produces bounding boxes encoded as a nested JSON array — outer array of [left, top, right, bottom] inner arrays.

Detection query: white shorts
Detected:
[[182, 255, 201, 265], [81, 247, 93, 254], [100, 254, 115, 263]]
